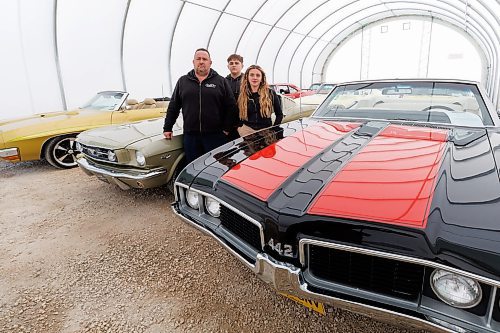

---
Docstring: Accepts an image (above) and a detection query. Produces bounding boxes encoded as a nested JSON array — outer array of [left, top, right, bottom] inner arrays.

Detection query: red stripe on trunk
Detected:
[[222, 122, 359, 201], [308, 125, 449, 228]]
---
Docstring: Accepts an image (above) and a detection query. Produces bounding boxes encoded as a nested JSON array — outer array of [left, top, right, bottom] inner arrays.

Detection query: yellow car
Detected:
[[0, 91, 167, 168]]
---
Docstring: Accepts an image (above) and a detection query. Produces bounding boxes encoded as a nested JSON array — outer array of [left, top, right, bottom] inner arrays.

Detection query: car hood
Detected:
[[77, 117, 181, 149], [0, 109, 106, 142], [179, 118, 500, 278]]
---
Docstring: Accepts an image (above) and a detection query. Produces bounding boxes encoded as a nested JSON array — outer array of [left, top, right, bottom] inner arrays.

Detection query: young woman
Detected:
[[237, 65, 283, 137]]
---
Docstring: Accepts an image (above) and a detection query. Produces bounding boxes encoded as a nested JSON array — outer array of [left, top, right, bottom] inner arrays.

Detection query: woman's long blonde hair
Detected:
[[238, 65, 273, 120]]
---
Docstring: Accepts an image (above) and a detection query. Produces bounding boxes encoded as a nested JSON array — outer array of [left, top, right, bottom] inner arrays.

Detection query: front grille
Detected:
[[220, 205, 262, 250], [308, 245, 424, 301], [81, 144, 111, 161]]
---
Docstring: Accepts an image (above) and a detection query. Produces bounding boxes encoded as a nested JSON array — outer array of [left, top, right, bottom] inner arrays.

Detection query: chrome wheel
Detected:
[[45, 136, 81, 169]]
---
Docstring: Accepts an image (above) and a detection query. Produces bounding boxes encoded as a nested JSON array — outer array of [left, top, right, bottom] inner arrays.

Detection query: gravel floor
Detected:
[[0, 160, 427, 332]]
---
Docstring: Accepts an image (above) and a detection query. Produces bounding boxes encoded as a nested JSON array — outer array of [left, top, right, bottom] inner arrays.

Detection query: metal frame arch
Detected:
[[119, 0, 131, 92], [234, 0, 270, 56], [255, 0, 300, 71], [309, 3, 497, 94], [285, 0, 368, 85], [167, 1, 185, 93], [271, 0, 330, 83], [53, 0, 67, 110], [317, 11, 495, 104], [206, 0, 232, 50]]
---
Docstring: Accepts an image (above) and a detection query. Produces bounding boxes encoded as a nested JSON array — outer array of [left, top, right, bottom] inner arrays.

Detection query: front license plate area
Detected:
[[279, 292, 326, 315]]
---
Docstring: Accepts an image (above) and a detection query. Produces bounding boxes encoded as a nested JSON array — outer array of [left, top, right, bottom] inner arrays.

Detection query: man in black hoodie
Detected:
[[163, 48, 237, 162], [225, 53, 244, 140]]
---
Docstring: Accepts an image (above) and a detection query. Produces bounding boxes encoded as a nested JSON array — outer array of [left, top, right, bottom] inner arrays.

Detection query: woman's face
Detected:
[[248, 68, 263, 91]]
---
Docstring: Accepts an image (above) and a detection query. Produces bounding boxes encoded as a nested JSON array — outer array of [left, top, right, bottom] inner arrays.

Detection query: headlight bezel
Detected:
[[430, 269, 482, 309], [107, 150, 117, 162]]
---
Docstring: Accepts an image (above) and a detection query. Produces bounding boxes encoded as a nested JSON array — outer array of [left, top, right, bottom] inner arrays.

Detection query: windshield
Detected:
[[312, 81, 492, 127], [80, 92, 126, 110], [317, 83, 336, 94], [309, 83, 322, 91]]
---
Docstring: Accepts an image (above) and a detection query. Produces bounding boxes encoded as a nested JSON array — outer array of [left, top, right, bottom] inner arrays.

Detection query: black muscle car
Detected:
[[171, 79, 500, 333]]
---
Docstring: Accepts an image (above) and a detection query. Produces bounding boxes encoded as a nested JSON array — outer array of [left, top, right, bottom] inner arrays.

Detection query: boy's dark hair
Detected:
[[195, 48, 211, 58], [227, 54, 243, 63]]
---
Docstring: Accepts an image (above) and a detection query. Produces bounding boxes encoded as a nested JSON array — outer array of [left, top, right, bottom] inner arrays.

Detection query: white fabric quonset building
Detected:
[[1, 0, 499, 120]]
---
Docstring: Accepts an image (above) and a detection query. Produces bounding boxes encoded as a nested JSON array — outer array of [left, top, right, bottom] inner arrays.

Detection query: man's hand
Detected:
[[163, 131, 173, 139]]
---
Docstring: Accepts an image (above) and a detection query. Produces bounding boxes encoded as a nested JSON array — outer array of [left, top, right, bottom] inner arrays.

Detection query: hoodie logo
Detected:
[[205, 83, 216, 88]]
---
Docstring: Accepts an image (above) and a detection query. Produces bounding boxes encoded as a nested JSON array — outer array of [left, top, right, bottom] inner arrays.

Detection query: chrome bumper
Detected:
[[77, 157, 166, 190], [172, 203, 456, 333]]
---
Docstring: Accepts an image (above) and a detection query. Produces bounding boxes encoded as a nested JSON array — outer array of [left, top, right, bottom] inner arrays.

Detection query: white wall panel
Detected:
[[289, 37, 317, 87], [0, 1, 29, 119], [208, 14, 248, 76], [123, 0, 182, 100], [188, 0, 228, 11], [57, 0, 127, 109], [170, 4, 220, 84], [236, 21, 271, 66], [19, 0, 62, 115], [276, 0, 327, 31], [273, 33, 302, 83], [0, 0, 61, 120], [257, 28, 289, 83], [253, 0, 298, 25], [301, 40, 329, 87], [225, 0, 266, 20]]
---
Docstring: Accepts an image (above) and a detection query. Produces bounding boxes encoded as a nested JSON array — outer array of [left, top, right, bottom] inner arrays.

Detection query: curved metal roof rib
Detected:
[[168, 0, 499, 108]]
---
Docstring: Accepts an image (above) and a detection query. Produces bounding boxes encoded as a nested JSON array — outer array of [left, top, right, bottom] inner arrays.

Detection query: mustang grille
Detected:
[[80, 144, 112, 161], [308, 245, 425, 301], [220, 206, 262, 250]]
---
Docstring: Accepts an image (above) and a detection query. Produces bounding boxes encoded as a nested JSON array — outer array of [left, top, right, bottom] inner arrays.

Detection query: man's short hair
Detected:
[[195, 48, 211, 58], [227, 54, 243, 63]]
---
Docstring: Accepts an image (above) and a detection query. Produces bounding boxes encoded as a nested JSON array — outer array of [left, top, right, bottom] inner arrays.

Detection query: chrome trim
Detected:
[[172, 204, 255, 272], [172, 201, 456, 333], [77, 157, 166, 180], [0, 148, 19, 158], [174, 183, 265, 250], [486, 287, 497, 327], [298, 239, 500, 288]]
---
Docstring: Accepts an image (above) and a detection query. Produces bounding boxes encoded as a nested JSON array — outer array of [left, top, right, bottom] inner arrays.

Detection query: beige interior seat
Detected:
[[139, 98, 157, 109], [126, 99, 139, 110]]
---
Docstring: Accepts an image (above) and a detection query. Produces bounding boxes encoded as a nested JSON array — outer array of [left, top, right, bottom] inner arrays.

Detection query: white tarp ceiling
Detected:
[[0, 0, 498, 119]]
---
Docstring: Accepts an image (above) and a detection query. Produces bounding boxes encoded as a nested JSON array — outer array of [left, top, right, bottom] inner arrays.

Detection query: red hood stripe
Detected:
[[307, 125, 449, 228], [222, 122, 360, 201]]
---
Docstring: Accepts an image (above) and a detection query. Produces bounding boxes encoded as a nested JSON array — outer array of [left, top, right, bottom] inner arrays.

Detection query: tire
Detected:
[[44, 135, 81, 169], [167, 160, 185, 194]]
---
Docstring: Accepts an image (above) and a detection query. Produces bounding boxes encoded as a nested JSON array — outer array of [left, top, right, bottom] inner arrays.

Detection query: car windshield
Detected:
[[312, 81, 493, 127], [317, 83, 336, 94], [80, 92, 125, 110], [309, 83, 322, 91]]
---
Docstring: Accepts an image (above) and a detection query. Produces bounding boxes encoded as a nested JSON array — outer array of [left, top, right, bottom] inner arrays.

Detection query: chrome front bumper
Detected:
[[77, 157, 167, 190], [172, 203, 458, 333]]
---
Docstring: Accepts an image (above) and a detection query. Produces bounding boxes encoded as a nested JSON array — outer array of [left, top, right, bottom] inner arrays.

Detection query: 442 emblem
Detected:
[[267, 238, 293, 257]]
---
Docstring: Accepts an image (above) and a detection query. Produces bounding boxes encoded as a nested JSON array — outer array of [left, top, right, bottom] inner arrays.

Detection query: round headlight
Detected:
[[136, 151, 146, 166], [107, 150, 116, 162], [205, 197, 220, 217], [186, 190, 199, 209], [431, 269, 482, 308]]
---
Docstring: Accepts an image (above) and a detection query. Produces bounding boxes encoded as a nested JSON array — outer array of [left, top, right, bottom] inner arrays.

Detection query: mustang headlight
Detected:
[[186, 190, 199, 209], [107, 150, 117, 162], [205, 197, 220, 217], [135, 151, 146, 166], [431, 269, 482, 308]]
